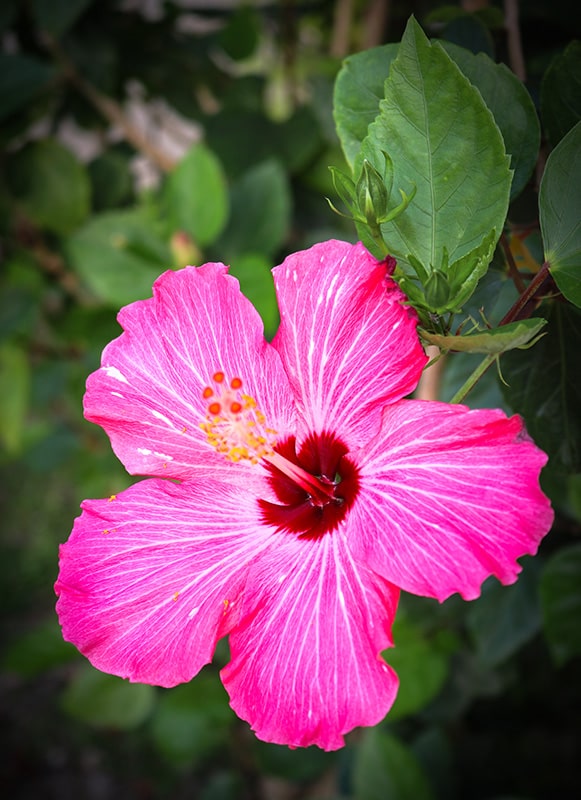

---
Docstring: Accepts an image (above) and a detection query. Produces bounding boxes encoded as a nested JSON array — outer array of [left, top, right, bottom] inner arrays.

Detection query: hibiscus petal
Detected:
[[271, 240, 426, 445], [221, 531, 400, 750], [351, 400, 554, 601], [55, 476, 275, 687], [85, 264, 294, 479]]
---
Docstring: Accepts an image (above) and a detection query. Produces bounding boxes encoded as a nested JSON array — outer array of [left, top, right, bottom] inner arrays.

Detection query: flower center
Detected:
[[201, 374, 360, 538], [259, 433, 360, 538]]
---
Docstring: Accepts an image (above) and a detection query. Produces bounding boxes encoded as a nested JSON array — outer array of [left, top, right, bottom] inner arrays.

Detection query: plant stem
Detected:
[[449, 261, 556, 404], [504, 0, 526, 81], [369, 223, 390, 257], [449, 354, 497, 404], [499, 261, 553, 325], [44, 35, 176, 173]]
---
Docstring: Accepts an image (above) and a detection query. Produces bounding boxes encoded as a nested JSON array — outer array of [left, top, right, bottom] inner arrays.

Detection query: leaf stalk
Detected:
[[449, 261, 557, 403]]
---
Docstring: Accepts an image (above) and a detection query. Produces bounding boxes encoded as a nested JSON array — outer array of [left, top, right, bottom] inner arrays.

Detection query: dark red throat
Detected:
[[259, 432, 360, 538]]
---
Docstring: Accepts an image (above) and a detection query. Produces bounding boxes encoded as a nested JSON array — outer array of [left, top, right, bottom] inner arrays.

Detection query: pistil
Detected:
[[200, 372, 341, 506], [263, 450, 339, 506]]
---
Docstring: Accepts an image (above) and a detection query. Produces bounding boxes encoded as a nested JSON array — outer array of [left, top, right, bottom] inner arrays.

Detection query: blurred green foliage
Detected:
[[1, 1, 580, 799]]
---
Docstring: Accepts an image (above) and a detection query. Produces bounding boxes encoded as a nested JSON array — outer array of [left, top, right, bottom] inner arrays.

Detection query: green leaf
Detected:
[[333, 44, 399, 168], [384, 615, 450, 720], [62, 664, 155, 729], [501, 302, 581, 472], [6, 139, 90, 235], [354, 729, 435, 800], [440, 42, 540, 199], [334, 36, 535, 200], [199, 773, 245, 800], [205, 108, 322, 179], [66, 208, 171, 306], [220, 160, 290, 260], [412, 727, 454, 800], [31, 0, 92, 36], [420, 317, 547, 354], [540, 544, 581, 665], [278, 106, 325, 174], [149, 672, 233, 766], [228, 253, 279, 339], [0, 54, 55, 121], [163, 143, 228, 247], [88, 150, 134, 212], [0, 256, 42, 339], [441, 13, 494, 58], [253, 740, 335, 783], [467, 559, 542, 667], [539, 122, 581, 307], [360, 18, 511, 273], [218, 4, 260, 61], [426, 5, 504, 28], [0, 342, 29, 454], [204, 111, 276, 178], [2, 616, 79, 678], [541, 41, 581, 147]]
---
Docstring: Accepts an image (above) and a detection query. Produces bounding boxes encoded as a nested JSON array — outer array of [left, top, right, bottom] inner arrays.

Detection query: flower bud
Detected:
[[355, 160, 388, 226], [424, 269, 451, 310], [170, 231, 202, 268]]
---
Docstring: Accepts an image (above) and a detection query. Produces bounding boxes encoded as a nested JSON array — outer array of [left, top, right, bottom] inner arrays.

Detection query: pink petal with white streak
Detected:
[[222, 530, 400, 750], [350, 400, 553, 601], [84, 264, 294, 479], [55, 475, 275, 687], [271, 241, 426, 446]]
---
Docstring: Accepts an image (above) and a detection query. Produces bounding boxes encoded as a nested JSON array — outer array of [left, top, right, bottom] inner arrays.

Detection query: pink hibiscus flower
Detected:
[[55, 240, 553, 750]]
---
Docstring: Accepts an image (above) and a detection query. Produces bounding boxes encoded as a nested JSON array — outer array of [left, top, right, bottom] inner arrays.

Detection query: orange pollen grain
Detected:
[[213, 371, 225, 383], [230, 377, 243, 389]]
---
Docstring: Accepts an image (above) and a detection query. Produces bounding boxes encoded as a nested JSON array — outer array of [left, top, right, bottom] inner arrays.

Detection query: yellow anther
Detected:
[[200, 373, 277, 464]]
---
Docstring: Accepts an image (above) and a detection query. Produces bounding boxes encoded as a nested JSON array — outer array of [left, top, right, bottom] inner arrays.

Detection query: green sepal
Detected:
[[446, 229, 498, 310], [400, 230, 496, 317], [381, 184, 417, 224], [362, 144, 395, 200], [397, 274, 431, 310], [424, 269, 451, 309], [328, 166, 357, 211], [407, 253, 430, 284]]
